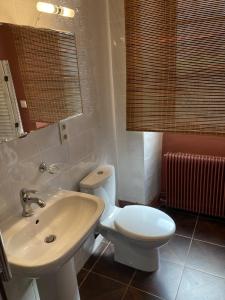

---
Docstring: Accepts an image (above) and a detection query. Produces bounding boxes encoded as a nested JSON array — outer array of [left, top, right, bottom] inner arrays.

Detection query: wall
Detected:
[[161, 133, 225, 193], [144, 132, 163, 202], [163, 133, 225, 157], [0, 0, 117, 299], [107, 0, 162, 204]]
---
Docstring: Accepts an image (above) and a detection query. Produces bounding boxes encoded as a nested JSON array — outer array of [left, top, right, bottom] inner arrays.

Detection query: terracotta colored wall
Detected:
[[161, 133, 225, 194], [0, 25, 35, 132]]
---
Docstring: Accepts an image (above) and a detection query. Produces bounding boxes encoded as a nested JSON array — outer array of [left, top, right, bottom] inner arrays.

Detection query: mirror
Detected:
[[0, 22, 82, 143]]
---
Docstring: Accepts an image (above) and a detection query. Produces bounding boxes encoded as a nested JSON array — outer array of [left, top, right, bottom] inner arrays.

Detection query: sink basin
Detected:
[[2, 190, 104, 277]]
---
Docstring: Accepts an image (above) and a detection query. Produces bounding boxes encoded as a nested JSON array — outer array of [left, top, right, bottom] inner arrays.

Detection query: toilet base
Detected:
[[114, 242, 159, 272]]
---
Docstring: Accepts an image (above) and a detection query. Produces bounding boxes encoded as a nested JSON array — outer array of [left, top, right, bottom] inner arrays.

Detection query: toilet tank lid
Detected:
[[80, 165, 114, 189]]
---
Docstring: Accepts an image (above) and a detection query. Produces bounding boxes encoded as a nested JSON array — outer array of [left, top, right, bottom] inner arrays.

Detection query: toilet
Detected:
[[80, 165, 175, 272]]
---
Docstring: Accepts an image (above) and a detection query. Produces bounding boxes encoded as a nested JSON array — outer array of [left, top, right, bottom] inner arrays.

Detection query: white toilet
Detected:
[[80, 165, 175, 272]]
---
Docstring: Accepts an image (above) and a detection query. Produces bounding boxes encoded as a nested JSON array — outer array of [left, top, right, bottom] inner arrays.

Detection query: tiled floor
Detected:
[[78, 208, 225, 300]]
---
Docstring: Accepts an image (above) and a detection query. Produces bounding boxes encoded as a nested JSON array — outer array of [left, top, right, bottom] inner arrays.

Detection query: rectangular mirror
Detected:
[[0, 22, 82, 143]]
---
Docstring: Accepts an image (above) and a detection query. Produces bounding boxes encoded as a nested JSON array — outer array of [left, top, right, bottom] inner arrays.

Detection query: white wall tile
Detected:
[[144, 133, 163, 202]]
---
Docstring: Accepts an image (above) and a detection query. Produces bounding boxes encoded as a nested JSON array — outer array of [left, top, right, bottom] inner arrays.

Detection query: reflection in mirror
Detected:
[[0, 23, 82, 143], [0, 60, 24, 142]]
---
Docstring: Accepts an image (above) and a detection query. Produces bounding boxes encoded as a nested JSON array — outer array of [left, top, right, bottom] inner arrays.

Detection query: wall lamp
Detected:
[[36, 2, 75, 18]]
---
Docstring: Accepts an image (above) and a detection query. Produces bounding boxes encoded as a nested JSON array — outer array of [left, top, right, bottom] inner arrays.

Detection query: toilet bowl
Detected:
[[80, 165, 175, 272]]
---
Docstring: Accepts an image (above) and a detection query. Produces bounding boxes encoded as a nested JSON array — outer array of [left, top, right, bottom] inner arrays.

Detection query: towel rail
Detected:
[[0, 233, 11, 300], [0, 233, 11, 281]]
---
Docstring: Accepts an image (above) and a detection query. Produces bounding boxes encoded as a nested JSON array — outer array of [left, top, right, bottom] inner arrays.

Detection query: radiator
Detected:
[[164, 152, 225, 218]]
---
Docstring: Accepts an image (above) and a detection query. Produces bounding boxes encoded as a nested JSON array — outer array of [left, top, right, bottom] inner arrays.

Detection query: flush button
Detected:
[[97, 171, 104, 175]]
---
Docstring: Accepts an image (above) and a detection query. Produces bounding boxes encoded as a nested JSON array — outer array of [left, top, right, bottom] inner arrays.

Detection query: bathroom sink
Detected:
[[2, 190, 104, 277]]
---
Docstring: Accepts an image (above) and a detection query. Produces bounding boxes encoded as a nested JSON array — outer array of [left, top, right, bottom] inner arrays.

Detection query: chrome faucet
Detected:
[[20, 188, 46, 217]]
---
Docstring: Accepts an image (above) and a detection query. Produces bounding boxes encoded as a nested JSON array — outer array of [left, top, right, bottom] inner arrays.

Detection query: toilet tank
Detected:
[[80, 165, 116, 220]]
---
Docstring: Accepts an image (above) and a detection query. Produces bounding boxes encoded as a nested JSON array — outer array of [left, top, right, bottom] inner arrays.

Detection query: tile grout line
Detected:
[[184, 265, 225, 280], [121, 270, 166, 300], [91, 270, 128, 286], [174, 233, 194, 239], [121, 270, 136, 300], [89, 241, 111, 272], [174, 232, 225, 248], [174, 214, 199, 300], [79, 241, 110, 288], [130, 286, 166, 300], [192, 238, 225, 248], [89, 261, 169, 298]]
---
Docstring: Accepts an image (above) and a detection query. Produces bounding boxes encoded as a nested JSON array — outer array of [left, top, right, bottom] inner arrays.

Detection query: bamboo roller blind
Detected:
[[9, 24, 82, 124], [125, 0, 225, 135]]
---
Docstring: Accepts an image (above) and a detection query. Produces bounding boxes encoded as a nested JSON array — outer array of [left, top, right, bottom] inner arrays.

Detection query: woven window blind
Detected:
[[125, 0, 225, 135], [9, 24, 82, 124]]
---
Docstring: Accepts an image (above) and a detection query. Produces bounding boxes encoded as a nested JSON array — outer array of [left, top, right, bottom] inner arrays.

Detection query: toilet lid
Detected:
[[114, 205, 175, 241]]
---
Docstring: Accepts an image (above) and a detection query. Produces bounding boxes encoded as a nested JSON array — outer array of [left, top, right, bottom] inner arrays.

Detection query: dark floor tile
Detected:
[[84, 240, 108, 270], [160, 235, 191, 265], [93, 243, 135, 284], [186, 240, 225, 278], [77, 269, 88, 286], [176, 267, 225, 300], [194, 216, 225, 246], [161, 208, 197, 238], [131, 260, 183, 300], [79, 272, 126, 300], [123, 287, 161, 300]]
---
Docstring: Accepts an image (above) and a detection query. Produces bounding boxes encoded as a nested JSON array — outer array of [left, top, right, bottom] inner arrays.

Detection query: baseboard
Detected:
[[118, 194, 163, 208], [118, 200, 138, 208]]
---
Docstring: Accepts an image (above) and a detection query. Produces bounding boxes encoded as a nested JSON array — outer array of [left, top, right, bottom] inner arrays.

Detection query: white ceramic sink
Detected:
[[2, 190, 104, 277]]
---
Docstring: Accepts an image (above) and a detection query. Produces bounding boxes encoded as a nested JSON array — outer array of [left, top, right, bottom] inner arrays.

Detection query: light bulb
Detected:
[[36, 2, 58, 14], [59, 6, 75, 18]]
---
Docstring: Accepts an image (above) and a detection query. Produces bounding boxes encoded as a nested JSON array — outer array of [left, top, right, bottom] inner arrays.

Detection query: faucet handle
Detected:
[[27, 189, 37, 194], [20, 188, 45, 217], [20, 188, 37, 198]]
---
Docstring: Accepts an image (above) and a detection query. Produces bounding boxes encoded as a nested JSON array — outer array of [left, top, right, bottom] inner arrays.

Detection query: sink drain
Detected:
[[45, 235, 56, 243]]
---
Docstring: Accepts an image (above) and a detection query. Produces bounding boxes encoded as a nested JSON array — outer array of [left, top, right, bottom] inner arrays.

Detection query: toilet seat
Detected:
[[114, 205, 175, 241]]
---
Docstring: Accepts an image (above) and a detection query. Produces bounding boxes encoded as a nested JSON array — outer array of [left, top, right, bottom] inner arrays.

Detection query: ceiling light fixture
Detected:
[[36, 2, 75, 18]]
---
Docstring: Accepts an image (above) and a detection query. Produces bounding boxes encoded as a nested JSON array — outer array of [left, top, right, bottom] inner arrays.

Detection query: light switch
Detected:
[[20, 100, 27, 108]]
